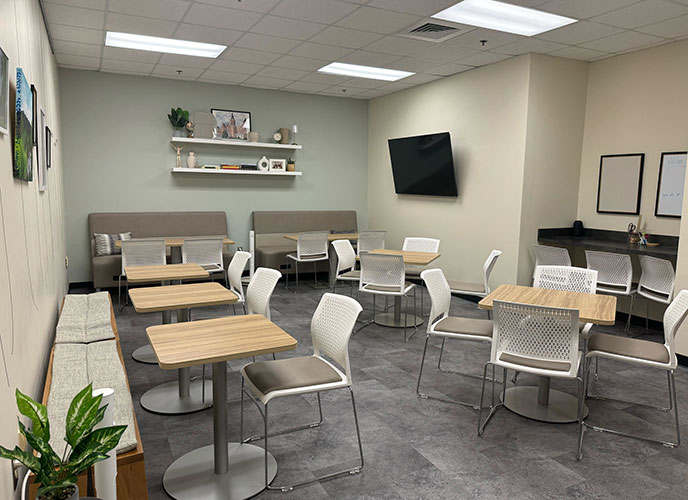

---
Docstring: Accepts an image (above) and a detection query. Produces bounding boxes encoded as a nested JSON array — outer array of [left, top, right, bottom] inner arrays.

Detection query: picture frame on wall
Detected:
[[269, 158, 286, 172], [45, 126, 52, 169], [0, 45, 8, 136], [655, 151, 687, 218], [38, 108, 47, 191], [14, 67, 33, 181], [31, 84, 38, 143], [596, 153, 644, 215], [210, 108, 251, 141]]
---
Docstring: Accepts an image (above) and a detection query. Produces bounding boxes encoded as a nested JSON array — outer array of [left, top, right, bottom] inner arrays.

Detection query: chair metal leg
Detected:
[[244, 392, 324, 444], [232, 304, 237, 315], [477, 363, 505, 436], [624, 294, 635, 334], [646, 299, 650, 332], [118, 276, 123, 312], [240, 378, 245, 442], [296, 261, 299, 292], [577, 356, 587, 460], [437, 338, 446, 369], [354, 293, 375, 334]]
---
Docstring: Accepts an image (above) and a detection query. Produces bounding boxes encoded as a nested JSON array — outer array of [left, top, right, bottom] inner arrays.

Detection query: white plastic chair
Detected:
[[533, 245, 571, 277], [246, 267, 281, 320], [119, 239, 166, 311], [417, 269, 494, 409], [358, 252, 417, 342], [331, 239, 359, 295], [579, 289, 688, 458], [240, 293, 364, 491], [585, 250, 636, 333], [449, 249, 502, 298], [227, 251, 251, 314], [356, 230, 386, 255], [403, 237, 440, 314], [286, 231, 329, 291], [478, 300, 584, 457], [636, 255, 675, 331], [181, 237, 225, 280]]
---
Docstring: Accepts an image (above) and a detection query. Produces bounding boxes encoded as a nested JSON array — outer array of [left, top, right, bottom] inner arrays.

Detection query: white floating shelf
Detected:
[[172, 168, 302, 176], [170, 137, 302, 150]]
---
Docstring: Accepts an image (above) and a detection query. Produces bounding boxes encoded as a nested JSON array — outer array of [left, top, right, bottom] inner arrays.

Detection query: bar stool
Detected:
[[585, 250, 636, 333], [119, 239, 166, 311], [331, 239, 359, 295], [286, 231, 329, 292], [636, 255, 675, 331]]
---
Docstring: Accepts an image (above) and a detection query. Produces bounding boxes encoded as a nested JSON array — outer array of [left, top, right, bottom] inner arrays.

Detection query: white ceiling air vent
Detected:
[[398, 19, 463, 43]]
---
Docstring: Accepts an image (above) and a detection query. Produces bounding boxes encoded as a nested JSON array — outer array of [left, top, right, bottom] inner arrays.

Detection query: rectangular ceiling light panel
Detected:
[[105, 32, 226, 58], [317, 62, 413, 81], [432, 0, 576, 37]]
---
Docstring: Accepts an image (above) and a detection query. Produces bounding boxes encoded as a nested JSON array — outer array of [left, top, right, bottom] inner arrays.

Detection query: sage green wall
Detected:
[[59, 69, 368, 283]]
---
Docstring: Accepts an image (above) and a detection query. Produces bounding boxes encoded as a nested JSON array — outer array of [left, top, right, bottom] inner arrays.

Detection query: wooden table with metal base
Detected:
[[147, 315, 297, 500], [479, 284, 617, 423]]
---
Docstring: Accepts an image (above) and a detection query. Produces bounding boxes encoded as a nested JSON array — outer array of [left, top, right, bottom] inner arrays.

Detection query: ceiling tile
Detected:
[[411, 44, 480, 63], [581, 30, 665, 52], [335, 6, 420, 34], [536, 21, 623, 45], [241, 75, 292, 89], [157, 53, 215, 68], [320, 85, 366, 96], [536, 0, 640, 19], [384, 56, 442, 72], [270, 0, 359, 24], [338, 50, 400, 66], [100, 59, 155, 73], [152, 64, 205, 79], [106, 13, 178, 37], [399, 73, 443, 84], [283, 81, 332, 92], [272, 55, 333, 71], [502, 0, 550, 6], [233, 33, 302, 53], [310, 26, 384, 49], [198, 70, 250, 83], [637, 14, 688, 38], [548, 46, 610, 61], [353, 89, 388, 99], [426, 62, 473, 76], [339, 0, 370, 4], [299, 72, 351, 85], [52, 40, 101, 58], [591, 0, 688, 29], [173, 24, 243, 46], [195, 0, 282, 13], [338, 77, 387, 89], [48, 24, 103, 44], [108, 0, 191, 22], [219, 47, 281, 65], [494, 38, 566, 55], [43, 3, 104, 29], [54, 53, 101, 68], [102, 46, 161, 63], [183, 3, 262, 31], [362, 35, 434, 56], [255, 66, 310, 80], [376, 81, 414, 92], [289, 42, 354, 60], [249, 16, 326, 41], [210, 59, 264, 74], [456, 50, 510, 66], [365, 0, 459, 16], [446, 28, 523, 51], [44, 0, 105, 9]]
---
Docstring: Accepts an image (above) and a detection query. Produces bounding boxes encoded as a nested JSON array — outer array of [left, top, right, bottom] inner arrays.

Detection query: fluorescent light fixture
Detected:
[[317, 62, 413, 81], [432, 0, 576, 37], [105, 31, 226, 58]]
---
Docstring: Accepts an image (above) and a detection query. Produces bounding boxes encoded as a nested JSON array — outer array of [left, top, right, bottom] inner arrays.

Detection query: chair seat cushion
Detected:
[[339, 270, 360, 279], [587, 333, 669, 364], [447, 281, 486, 294], [499, 352, 571, 372], [434, 317, 492, 337], [244, 356, 343, 395], [363, 282, 413, 293], [287, 253, 328, 261]]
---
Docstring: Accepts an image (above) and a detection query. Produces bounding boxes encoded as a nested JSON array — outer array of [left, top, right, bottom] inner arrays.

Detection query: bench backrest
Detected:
[[251, 210, 357, 247]]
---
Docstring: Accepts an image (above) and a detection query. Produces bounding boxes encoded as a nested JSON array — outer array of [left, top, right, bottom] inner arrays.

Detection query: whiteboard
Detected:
[[597, 154, 644, 215], [655, 152, 687, 218]]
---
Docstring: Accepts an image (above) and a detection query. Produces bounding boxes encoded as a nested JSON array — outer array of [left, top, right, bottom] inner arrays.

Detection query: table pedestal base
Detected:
[[374, 312, 424, 328], [132, 345, 157, 364], [503, 386, 588, 423], [163, 443, 277, 500], [141, 378, 212, 415]]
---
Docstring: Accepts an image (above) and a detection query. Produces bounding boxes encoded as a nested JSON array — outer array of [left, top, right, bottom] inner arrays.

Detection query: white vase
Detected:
[[187, 152, 197, 169], [257, 155, 269, 171]]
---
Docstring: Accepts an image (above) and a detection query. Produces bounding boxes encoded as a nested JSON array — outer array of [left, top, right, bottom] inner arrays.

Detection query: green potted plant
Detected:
[[287, 158, 296, 172], [167, 107, 190, 137], [0, 384, 126, 500]]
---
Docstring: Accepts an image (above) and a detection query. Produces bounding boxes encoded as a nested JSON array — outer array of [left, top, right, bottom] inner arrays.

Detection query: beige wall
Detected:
[[0, 0, 67, 497], [577, 39, 688, 237]]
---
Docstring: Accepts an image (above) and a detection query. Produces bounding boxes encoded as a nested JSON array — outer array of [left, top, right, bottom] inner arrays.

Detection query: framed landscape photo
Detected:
[[38, 109, 47, 191], [596, 153, 644, 215], [269, 158, 286, 172], [0, 46, 8, 136], [211, 108, 251, 141], [655, 151, 687, 218], [14, 68, 33, 181]]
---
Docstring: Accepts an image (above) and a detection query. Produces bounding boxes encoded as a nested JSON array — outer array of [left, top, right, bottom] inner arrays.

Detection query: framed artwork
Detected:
[[30, 84, 38, 143], [211, 108, 251, 140], [38, 109, 47, 191], [269, 158, 286, 172], [655, 152, 687, 218], [14, 68, 33, 181], [596, 154, 644, 215], [45, 126, 52, 169], [0, 46, 8, 135]]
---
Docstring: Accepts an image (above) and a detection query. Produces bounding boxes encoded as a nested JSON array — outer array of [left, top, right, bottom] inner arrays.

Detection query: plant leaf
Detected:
[[18, 421, 59, 467], [70, 425, 126, 466], [0, 445, 41, 473], [15, 389, 50, 442], [65, 385, 104, 450]]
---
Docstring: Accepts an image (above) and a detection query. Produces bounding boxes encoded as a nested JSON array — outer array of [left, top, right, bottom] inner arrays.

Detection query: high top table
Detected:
[[117, 236, 235, 263], [479, 284, 617, 423], [130, 282, 237, 415], [126, 263, 209, 364], [147, 315, 297, 500]]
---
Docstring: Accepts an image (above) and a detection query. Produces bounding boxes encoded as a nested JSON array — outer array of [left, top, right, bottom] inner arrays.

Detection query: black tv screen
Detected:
[[388, 132, 457, 197]]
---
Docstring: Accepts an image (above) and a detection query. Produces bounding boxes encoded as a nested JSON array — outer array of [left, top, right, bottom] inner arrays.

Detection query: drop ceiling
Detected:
[[42, 0, 688, 99]]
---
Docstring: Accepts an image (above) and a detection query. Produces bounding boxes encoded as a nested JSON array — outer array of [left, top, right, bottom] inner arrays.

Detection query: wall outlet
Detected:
[[65, 256, 69, 269]]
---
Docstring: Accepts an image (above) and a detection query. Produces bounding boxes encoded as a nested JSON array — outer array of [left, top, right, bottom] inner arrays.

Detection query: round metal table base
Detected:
[[374, 312, 424, 328], [163, 443, 277, 500], [503, 386, 589, 424], [132, 344, 157, 364], [141, 379, 213, 415]]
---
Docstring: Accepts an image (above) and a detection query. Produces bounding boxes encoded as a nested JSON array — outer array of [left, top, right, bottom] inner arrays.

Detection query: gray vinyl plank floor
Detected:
[[103, 281, 688, 500]]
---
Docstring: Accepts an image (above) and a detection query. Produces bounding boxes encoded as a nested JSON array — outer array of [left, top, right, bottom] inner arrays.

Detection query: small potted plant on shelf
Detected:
[[287, 158, 296, 172], [167, 107, 190, 137], [0, 384, 126, 500]]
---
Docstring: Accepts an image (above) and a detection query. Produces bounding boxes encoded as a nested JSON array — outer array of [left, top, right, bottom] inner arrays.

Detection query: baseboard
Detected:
[[678, 354, 688, 368], [68, 281, 96, 292]]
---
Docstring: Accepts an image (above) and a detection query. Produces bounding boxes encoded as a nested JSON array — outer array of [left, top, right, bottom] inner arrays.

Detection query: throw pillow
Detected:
[[94, 232, 131, 256]]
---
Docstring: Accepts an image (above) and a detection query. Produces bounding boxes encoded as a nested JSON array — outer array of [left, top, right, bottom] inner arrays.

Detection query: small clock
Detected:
[[273, 131, 282, 142]]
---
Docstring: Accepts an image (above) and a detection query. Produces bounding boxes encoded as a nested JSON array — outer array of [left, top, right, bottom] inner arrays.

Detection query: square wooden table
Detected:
[[130, 283, 237, 415], [117, 236, 235, 263], [478, 284, 617, 423], [147, 315, 297, 500]]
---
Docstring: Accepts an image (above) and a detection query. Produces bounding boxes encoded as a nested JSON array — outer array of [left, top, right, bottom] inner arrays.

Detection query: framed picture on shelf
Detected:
[[655, 151, 687, 218], [596, 153, 644, 215], [269, 158, 286, 172], [211, 108, 251, 141], [0, 45, 8, 136], [14, 67, 33, 181]]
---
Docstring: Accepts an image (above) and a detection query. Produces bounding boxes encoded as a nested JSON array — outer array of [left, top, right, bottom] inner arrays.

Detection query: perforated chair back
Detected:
[[482, 249, 503, 294], [181, 237, 224, 269], [311, 293, 363, 382], [663, 290, 688, 366], [332, 240, 356, 274], [421, 268, 451, 327], [638, 255, 675, 303], [296, 231, 329, 259], [534, 266, 598, 294], [121, 239, 166, 273], [227, 251, 251, 302], [246, 267, 281, 320], [402, 237, 440, 253], [359, 253, 405, 292], [357, 231, 386, 255], [533, 245, 571, 273], [585, 250, 633, 294], [492, 300, 580, 378]]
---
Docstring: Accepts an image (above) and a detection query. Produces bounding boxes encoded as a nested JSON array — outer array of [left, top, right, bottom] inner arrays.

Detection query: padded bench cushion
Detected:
[[56, 292, 115, 344]]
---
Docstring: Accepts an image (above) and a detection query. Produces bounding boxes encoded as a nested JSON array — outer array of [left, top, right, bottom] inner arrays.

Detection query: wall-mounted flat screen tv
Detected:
[[388, 132, 457, 197]]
